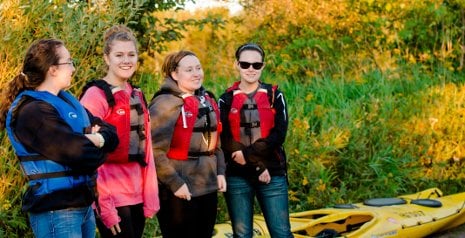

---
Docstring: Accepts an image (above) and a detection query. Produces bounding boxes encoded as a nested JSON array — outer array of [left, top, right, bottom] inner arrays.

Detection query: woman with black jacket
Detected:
[[218, 43, 293, 238], [0, 39, 118, 238]]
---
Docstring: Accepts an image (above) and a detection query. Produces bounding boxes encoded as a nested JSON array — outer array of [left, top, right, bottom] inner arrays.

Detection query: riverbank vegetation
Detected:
[[1, 0, 465, 237]]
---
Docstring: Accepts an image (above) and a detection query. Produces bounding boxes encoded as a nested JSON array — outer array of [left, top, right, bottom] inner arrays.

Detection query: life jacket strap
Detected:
[[197, 106, 214, 118], [188, 150, 215, 157], [130, 103, 144, 115], [192, 126, 217, 132], [242, 103, 257, 110], [18, 155, 43, 162], [128, 154, 148, 167], [240, 121, 261, 128], [130, 125, 146, 138], [27, 171, 72, 180]]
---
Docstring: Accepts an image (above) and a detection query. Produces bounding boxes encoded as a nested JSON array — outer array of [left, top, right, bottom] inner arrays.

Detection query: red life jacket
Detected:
[[80, 80, 148, 165], [227, 82, 276, 144], [167, 92, 222, 161]]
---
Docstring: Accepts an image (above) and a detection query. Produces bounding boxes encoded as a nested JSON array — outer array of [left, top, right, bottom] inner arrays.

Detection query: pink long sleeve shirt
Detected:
[[80, 83, 159, 228]]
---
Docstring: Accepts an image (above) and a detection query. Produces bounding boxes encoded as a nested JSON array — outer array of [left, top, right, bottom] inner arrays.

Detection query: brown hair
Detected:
[[235, 43, 265, 62], [103, 25, 138, 55], [0, 39, 64, 129], [161, 50, 197, 78]]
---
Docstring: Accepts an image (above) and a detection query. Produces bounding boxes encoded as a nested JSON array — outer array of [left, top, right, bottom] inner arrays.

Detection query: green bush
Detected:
[[0, 1, 219, 236], [3, 0, 465, 237]]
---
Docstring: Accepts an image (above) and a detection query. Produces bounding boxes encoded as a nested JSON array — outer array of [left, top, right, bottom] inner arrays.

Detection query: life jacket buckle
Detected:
[[250, 121, 260, 127]]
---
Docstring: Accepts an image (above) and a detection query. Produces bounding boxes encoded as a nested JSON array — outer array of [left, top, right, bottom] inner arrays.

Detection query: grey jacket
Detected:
[[149, 77, 225, 197]]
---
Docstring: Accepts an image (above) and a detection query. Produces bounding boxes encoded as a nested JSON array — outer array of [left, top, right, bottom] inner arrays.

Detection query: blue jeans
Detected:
[[225, 176, 293, 238], [29, 206, 96, 238]]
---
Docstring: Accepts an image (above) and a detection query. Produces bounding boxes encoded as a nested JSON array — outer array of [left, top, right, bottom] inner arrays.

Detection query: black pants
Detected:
[[157, 185, 218, 238], [95, 203, 146, 238]]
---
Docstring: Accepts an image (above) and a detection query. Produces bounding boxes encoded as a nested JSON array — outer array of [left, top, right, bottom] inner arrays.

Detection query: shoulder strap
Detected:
[[80, 79, 115, 107], [261, 83, 277, 108], [205, 90, 216, 101], [219, 89, 233, 112], [128, 82, 148, 107], [130, 84, 148, 108]]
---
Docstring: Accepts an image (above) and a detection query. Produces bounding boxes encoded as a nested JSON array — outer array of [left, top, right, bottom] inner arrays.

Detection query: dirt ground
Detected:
[[427, 223, 465, 238]]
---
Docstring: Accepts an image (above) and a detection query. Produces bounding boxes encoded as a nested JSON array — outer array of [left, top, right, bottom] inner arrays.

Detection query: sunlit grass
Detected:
[[3, 1, 465, 237]]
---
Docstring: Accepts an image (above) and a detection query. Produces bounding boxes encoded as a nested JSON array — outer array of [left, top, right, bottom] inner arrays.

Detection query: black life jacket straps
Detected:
[[80, 79, 116, 107], [222, 83, 276, 111], [80, 79, 147, 108], [262, 83, 276, 108]]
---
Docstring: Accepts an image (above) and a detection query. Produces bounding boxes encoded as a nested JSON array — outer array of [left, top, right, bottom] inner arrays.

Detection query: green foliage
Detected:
[[0, 132, 30, 237], [125, 0, 227, 56], [3, 0, 465, 237], [241, 0, 465, 81], [0, 0, 225, 236], [283, 64, 465, 211]]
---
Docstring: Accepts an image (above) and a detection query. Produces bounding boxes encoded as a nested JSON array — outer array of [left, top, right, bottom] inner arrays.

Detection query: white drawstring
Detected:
[[181, 105, 187, 128]]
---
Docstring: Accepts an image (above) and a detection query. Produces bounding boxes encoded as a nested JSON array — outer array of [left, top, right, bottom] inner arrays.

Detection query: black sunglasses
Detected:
[[238, 61, 264, 70]]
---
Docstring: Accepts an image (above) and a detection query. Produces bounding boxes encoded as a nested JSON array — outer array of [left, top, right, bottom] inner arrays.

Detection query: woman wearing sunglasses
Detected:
[[218, 43, 293, 238]]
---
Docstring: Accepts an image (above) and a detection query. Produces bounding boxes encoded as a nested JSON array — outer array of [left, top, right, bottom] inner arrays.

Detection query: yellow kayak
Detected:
[[213, 188, 465, 238], [212, 215, 313, 237]]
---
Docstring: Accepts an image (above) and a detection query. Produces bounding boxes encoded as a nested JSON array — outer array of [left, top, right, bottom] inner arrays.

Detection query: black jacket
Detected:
[[218, 82, 288, 180], [11, 96, 118, 212]]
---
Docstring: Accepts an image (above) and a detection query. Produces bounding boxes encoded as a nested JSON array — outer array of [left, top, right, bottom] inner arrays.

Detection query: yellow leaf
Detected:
[[302, 177, 308, 186], [385, 3, 392, 11]]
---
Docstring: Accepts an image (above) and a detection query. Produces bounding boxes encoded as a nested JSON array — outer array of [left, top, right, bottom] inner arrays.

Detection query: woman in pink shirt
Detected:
[[80, 25, 159, 238]]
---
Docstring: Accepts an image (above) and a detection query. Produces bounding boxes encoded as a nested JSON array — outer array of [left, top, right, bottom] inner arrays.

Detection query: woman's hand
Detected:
[[232, 150, 246, 165], [90, 124, 101, 134], [217, 175, 227, 192], [84, 125, 104, 148], [258, 169, 271, 184], [110, 223, 121, 235], [174, 184, 192, 201]]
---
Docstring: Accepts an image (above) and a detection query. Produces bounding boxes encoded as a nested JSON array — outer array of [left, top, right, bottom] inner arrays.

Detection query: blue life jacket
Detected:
[[6, 90, 93, 196]]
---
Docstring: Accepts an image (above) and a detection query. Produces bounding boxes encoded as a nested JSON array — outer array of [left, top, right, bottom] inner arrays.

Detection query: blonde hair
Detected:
[[103, 25, 138, 55]]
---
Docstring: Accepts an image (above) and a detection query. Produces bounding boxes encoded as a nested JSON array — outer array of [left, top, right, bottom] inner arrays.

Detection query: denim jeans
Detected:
[[225, 176, 293, 238], [29, 206, 96, 238]]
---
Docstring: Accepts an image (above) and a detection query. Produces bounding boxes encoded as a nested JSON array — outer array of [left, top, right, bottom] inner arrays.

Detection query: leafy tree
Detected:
[[0, 1, 225, 236], [237, 0, 465, 81]]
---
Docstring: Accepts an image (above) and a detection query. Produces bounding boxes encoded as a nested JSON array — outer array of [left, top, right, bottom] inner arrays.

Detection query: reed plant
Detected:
[[3, 0, 465, 237], [283, 64, 465, 212]]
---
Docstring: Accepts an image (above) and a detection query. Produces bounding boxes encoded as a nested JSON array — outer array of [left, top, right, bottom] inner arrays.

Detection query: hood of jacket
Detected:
[[160, 77, 207, 98]]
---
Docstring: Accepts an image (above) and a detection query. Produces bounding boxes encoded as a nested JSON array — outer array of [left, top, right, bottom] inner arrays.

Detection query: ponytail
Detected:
[[0, 38, 63, 130], [0, 73, 28, 130]]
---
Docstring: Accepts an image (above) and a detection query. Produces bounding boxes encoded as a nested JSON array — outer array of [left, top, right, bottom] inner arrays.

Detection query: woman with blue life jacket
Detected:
[[0, 39, 119, 237], [149, 50, 227, 238], [218, 43, 293, 238], [79, 25, 159, 238]]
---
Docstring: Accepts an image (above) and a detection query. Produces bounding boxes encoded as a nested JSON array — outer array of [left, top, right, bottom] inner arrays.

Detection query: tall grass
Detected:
[[0, 131, 30, 237], [3, 1, 465, 237], [0, 1, 153, 236], [283, 64, 465, 212]]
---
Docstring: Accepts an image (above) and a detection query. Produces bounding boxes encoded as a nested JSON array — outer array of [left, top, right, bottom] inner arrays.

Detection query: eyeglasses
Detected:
[[238, 61, 264, 70], [55, 59, 74, 67]]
